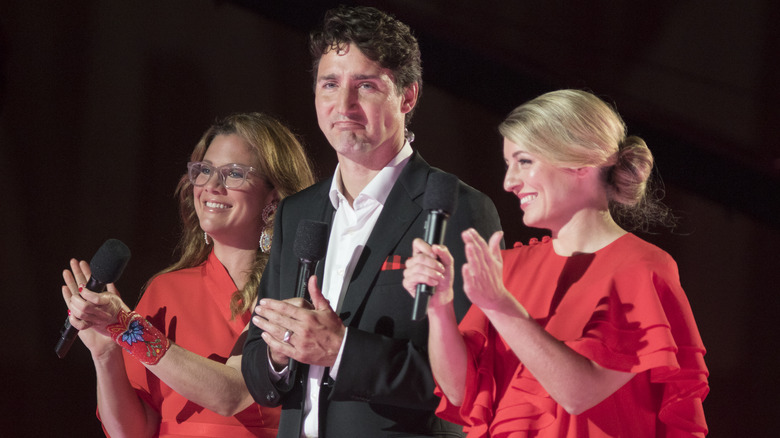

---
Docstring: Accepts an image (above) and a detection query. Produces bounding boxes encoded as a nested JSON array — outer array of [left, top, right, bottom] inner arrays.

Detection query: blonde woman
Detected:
[[404, 90, 709, 437]]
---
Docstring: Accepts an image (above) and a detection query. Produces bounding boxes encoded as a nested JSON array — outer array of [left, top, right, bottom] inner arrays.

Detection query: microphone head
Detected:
[[89, 239, 132, 283], [423, 172, 459, 215], [294, 220, 329, 262]]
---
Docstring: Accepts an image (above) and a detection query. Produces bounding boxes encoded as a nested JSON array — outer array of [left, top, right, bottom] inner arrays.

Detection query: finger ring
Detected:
[[282, 329, 293, 343]]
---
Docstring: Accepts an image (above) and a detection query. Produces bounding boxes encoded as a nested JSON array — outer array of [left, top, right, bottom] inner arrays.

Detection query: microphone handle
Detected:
[[55, 276, 107, 358], [287, 260, 316, 382], [412, 210, 449, 321], [294, 260, 314, 300]]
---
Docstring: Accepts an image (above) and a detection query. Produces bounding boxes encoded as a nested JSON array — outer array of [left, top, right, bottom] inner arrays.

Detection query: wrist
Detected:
[[107, 310, 171, 365], [427, 299, 457, 322], [481, 292, 528, 319], [90, 341, 123, 364]]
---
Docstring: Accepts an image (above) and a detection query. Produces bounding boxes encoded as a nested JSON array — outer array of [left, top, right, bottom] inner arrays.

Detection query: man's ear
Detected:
[[401, 82, 419, 114]]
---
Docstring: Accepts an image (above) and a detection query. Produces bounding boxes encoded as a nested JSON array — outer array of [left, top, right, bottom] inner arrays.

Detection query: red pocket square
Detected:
[[381, 255, 406, 271]]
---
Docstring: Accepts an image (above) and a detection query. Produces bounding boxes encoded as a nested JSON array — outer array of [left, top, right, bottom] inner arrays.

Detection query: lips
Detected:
[[204, 201, 231, 210], [519, 194, 537, 206], [333, 120, 365, 130]]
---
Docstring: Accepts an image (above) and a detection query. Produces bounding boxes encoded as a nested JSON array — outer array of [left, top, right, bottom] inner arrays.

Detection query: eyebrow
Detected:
[[317, 73, 384, 82]]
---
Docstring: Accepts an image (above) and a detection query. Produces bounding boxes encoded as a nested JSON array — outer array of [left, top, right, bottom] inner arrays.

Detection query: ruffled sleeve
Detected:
[[435, 302, 561, 436], [566, 247, 709, 436], [434, 306, 494, 436]]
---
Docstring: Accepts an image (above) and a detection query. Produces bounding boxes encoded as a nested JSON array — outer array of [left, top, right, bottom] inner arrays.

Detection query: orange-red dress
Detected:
[[436, 234, 709, 437], [111, 251, 280, 437]]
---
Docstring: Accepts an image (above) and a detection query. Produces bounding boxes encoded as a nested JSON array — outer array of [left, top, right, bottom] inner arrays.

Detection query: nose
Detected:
[[336, 87, 357, 114], [204, 172, 227, 192], [503, 166, 522, 193]]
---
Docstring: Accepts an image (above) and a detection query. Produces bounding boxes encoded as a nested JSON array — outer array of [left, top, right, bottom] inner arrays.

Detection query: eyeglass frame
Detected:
[[186, 161, 258, 189]]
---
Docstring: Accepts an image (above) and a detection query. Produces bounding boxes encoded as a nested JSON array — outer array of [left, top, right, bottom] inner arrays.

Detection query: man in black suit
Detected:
[[242, 6, 502, 437]]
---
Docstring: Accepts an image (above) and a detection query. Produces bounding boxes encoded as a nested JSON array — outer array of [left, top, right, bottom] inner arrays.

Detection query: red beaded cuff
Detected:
[[107, 310, 170, 365]]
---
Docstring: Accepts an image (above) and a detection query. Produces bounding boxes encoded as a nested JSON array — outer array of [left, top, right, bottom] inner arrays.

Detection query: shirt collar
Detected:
[[329, 142, 413, 209]]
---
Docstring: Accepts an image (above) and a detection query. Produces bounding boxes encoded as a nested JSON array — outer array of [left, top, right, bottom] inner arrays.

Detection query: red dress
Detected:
[[113, 251, 280, 437], [436, 234, 709, 437]]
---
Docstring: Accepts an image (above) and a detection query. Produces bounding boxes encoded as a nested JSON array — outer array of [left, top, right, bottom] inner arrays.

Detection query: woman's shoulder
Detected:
[[141, 263, 204, 299], [607, 233, 677, 269], [154, 263, 203, 281]]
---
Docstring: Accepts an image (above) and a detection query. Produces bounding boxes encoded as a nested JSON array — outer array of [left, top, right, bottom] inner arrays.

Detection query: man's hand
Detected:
[[252, 276, 346, 368]]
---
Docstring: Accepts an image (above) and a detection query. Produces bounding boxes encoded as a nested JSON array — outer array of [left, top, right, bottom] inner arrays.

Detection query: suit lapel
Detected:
[[338, 152, 430, 322]]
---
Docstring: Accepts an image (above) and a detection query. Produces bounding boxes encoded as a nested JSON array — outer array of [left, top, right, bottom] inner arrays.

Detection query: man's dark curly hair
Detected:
[[309, 5, 423, 125]]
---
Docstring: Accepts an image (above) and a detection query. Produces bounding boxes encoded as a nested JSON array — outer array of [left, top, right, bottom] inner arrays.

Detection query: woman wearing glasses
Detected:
[[61, 113, 315, 437]]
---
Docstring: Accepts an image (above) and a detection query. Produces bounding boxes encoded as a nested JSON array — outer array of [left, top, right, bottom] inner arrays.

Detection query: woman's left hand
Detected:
[[460, 229, 510, 311], [62, 259, 130, 342]]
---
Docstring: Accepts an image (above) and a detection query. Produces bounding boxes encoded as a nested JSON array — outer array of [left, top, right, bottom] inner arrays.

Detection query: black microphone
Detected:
[[55, 239, 132, 358], [293, 220, 329, 301], [286, 220, 329, 379], [412, 173, 459, 321]]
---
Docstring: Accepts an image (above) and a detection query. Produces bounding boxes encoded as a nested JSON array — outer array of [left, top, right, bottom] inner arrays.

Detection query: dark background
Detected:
[[1, 1, 778, 436]]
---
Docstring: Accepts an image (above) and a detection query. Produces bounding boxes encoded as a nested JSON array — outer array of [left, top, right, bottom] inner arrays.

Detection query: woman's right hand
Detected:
[[61, 259, 128, 358], [402, 238, 455, 311]]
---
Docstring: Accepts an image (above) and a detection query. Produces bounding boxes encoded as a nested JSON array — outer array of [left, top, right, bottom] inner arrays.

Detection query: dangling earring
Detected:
[[204, 231, 210, 245], [259, 201, 278, 253], [404, 127, 415, 144]]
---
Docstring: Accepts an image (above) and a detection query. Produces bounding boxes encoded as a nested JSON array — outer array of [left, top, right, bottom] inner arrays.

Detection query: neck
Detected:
[[211, 242, 258, 290], [336, 162, 380, 206], [551, 208, 626, 256], [336, 140, 404, 206]]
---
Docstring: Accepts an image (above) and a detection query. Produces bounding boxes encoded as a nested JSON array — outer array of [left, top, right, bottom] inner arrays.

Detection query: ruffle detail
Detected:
[[489, 364, 557, 435], [436, 325, 558, 436], [570, 322, 709, 436], [435, 325, 491, 433]]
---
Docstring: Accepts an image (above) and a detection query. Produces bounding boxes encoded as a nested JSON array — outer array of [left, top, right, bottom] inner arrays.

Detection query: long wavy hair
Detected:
[[499, 89, 675, 231], [147, 113, 315, 318]]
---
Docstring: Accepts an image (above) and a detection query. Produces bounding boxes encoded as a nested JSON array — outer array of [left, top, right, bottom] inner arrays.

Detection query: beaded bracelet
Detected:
[[107, 310, 170, 365]]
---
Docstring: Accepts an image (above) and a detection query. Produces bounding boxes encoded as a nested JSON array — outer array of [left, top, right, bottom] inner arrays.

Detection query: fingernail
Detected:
[[78, 283, 84, 292]]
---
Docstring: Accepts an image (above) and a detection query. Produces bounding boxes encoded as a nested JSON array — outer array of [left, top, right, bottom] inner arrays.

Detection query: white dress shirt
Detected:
[[302, 143, 413, 437]]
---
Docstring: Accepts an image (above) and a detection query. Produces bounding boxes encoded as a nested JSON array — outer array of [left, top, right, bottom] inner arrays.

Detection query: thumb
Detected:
[[307, 275, 331, 311], [489, 231, 504, 260], [105, 282, 121, 297]]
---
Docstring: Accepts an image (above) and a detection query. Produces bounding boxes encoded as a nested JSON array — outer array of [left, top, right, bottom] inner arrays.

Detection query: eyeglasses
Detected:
[[187, 161, 257, 189]]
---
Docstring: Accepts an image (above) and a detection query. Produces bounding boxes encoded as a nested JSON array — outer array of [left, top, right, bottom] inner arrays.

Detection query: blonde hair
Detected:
[[499, 89, 674, 230], [147, 113, 316, 317]]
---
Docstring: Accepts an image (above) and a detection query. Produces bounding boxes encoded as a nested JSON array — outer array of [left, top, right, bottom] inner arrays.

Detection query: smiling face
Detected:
[[193, 134, 275, 248], [314, 43, 417, 169], [502, 137, 585, 232]]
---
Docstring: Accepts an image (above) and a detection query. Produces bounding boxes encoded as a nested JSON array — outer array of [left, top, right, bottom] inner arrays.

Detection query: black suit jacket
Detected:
[[242, 152, 503, 437]]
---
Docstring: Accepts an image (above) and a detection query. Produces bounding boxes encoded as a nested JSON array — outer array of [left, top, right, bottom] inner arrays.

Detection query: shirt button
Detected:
[[337, 268, 345, 276]]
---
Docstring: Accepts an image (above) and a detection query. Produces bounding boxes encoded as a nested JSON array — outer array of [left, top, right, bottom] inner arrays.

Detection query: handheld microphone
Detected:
[[293, 220, 329, 301], [412, 173, 459, 321], [55, 239, 131, 358], [287, 220, 329, 376]]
